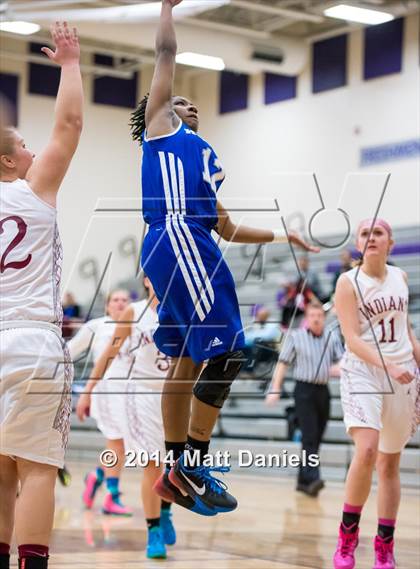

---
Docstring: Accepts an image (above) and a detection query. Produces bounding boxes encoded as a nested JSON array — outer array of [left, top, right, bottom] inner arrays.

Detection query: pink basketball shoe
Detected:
[[102, 492, 133, 516], [333, 524, 359, 569], [82, 470, 103, 510], [373, 536, 395, 569]]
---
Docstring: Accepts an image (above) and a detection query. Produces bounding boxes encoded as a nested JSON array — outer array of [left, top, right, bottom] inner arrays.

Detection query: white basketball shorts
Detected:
[[122, 380, 164, 460], [0, 322, 73, 468], [90, 371, 127, 441], [340, 355, 419, 454]]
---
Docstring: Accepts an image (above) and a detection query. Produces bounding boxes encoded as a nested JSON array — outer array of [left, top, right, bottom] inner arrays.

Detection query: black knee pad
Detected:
[[193, 350, 244, 408]]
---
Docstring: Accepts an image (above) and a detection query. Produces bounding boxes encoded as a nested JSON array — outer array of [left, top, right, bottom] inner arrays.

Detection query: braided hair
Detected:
[[129, 93, 149, 145]]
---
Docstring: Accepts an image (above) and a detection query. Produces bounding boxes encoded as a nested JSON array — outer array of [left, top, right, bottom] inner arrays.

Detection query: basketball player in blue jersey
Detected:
[[130, 0, 319, 517]]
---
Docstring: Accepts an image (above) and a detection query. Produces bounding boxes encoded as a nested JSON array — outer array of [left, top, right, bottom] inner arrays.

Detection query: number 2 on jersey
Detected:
[[0, 215, 32, 273], [378, 318, 396, 343]]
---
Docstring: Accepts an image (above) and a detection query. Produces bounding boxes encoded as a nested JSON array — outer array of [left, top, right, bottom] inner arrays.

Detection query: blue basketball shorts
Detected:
[[141, 219, 245, 364]]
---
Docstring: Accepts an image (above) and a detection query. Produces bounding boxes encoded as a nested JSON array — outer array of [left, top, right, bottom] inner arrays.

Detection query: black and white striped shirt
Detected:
[[279, 328, 344, 385]]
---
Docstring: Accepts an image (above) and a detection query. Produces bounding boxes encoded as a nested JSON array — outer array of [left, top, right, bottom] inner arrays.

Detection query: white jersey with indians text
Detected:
[[128, 300, 170, 387], [0, 178, 63, 325], [343, 264, 413, 363]]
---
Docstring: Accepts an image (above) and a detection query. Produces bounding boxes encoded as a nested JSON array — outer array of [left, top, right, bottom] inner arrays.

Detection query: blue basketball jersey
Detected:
[[141, 120, 225, 230]]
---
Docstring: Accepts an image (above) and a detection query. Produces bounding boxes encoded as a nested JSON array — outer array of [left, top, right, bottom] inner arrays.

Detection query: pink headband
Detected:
[[357, 218, 392, 239]]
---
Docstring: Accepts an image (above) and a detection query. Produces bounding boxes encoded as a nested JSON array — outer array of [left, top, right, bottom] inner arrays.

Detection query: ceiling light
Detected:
[[324, 4, 394, 25], [10, 1, 231, 23], [176, 52, 225, 71], [0, 21, 41, 35]]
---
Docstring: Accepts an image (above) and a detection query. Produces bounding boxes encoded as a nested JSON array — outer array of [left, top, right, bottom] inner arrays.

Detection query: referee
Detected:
[[266, 303, 343, 496]]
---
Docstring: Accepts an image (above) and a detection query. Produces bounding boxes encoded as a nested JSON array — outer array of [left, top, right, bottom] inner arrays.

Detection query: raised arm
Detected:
[[76, 306, 134, 421], [215, 200, 320, 252], [145, 0, 183, 138], [335, 275, 414, 384], [27, 22, 83, 206]]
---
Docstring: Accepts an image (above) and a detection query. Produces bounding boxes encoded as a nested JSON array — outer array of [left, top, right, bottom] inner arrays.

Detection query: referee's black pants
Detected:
[[294, 381, 330, 484]]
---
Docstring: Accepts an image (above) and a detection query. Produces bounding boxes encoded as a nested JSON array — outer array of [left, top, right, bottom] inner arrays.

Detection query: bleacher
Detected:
[[68, 224, 420, 487]]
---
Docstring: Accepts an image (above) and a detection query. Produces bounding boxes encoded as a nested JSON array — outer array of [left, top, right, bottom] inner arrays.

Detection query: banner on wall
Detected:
[[361, 138, 420, 166]]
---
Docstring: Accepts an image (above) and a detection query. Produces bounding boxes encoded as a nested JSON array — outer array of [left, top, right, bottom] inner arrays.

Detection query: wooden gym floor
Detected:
[[9, 461, 420, 568]]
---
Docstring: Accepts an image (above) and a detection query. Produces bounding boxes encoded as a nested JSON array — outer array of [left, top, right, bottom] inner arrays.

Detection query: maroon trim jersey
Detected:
[[0, 178, 63, 325], [343, 264, 412, 363]]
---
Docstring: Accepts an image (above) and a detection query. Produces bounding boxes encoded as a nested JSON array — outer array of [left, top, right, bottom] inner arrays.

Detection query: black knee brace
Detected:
[[193, 350, 244, 409]]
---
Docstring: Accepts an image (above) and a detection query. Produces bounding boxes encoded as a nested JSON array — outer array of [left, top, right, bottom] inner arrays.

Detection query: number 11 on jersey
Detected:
[[378, 318, 397, 343]]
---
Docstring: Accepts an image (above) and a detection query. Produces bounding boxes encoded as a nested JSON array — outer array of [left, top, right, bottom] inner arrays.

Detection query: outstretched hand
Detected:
[[163, 0, 183, 7], [288, 231, 321, 253], [41, 22, 80, 66]]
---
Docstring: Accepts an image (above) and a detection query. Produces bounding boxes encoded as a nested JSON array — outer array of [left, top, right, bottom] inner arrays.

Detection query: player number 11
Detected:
[[378, 317, 396, 343]]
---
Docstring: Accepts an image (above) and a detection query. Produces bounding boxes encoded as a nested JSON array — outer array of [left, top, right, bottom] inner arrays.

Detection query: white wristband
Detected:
[[272, 230, 286, 243]]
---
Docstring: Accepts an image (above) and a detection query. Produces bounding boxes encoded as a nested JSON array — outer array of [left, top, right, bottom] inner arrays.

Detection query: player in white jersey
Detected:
[[332, 219, 420, 569], [0, 22, 83, 569], [68, 289, 133, 515], [76, 276, 176, 559]]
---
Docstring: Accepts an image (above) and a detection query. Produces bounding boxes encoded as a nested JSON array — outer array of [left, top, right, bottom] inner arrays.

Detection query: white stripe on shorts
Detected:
[[172, 216, 212, 314], [179, 217, 215, 304], [165, 215, 207, 322]]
